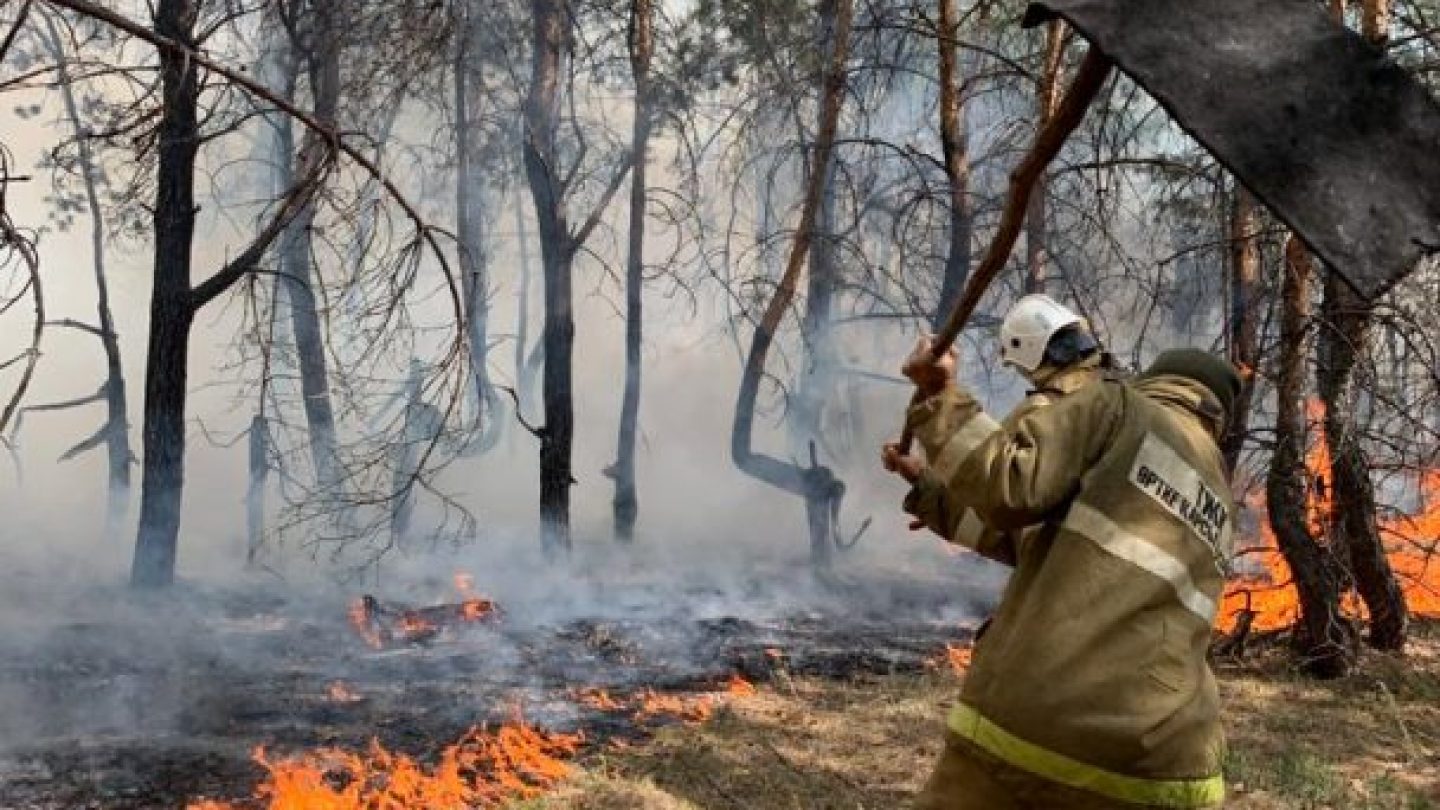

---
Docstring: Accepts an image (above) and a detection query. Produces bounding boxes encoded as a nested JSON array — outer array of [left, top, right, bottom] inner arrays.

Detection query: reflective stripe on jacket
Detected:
[[907, 373, 1235, 808]]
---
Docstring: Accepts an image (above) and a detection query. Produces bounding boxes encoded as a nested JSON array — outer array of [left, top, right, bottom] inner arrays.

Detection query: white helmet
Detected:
[[998, 294, 1083, 374]]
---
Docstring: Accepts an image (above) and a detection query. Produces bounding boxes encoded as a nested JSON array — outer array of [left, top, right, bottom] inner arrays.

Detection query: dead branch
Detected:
[[0, 154, 44, 437], [37, 0, 465, 331]]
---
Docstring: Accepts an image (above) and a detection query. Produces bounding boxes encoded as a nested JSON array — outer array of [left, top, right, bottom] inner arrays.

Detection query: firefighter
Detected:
[[883, 345, 1240, 809], [891, 294, 1110, 557]]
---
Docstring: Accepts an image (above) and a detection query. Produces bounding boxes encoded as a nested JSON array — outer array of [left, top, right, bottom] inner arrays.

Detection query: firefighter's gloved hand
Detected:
[[882, 442, 924, 483], [902, 335, 957, 397]]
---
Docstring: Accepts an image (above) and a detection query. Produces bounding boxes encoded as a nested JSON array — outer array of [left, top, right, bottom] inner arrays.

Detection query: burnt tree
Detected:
[[1313, 0, 1407, 652], [34, 9, 132, 537], [1317, 275, 1407, 649], [1022, 20, 1066, 294], [455, 0, 502, 453], [932, 0, 974, 330], [1268, 238, 1355, 678], [522, 0, 632, 554], [131, 0, 328, 587], [732, 0, 854, 572], [1221, 187, 1260, 471], [280, 0, 342, 494], [609, 0, 653, 543]]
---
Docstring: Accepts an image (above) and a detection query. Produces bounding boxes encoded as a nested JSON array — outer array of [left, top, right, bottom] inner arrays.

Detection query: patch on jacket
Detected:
[[1129, 433, 1232, 569]]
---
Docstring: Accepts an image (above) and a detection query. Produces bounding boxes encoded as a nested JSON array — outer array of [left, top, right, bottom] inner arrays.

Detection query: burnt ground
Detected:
[[0, 571, 985, 809]]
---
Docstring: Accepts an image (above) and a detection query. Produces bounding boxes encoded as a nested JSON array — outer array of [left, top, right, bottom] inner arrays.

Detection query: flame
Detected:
[[460, 598, 496, 622], [327, 681, 364, 704], [574, 680, 750, 723], [634, 688, 713, 725], [397, 612, 439, 641], [1219, 400, 1440, 634], [347, 599, 385, 651], [724, 673, 756, 696], [927, 643, 971, 676], [454, 571, 476, 596], [573, 687, 623, 711], [187, 721, 581, 810], [349, 587, 498, 650]]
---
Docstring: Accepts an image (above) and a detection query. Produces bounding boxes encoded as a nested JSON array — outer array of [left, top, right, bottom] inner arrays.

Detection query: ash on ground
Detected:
[[0, 562, 995, 809]]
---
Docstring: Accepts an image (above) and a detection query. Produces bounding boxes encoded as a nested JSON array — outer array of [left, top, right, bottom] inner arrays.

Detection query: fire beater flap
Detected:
[[1023, 0, 1440, 301]]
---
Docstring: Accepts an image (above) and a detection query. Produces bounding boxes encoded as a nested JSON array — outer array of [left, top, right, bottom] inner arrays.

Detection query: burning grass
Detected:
[[186, 720, 582, 810], [1220, 402, 1440, 635], [532, 626, 1440, 810]]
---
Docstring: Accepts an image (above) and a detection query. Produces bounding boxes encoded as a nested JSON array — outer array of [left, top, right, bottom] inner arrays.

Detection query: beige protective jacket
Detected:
[[907, 373, 1235, 808], [905, 356, 1103, 562]]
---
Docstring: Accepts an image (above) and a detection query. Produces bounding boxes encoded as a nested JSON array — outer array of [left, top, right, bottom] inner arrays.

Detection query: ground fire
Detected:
[[1219, 401, 1440, 634], [347, 577, 500, 650], [186, 719, 582, 810]]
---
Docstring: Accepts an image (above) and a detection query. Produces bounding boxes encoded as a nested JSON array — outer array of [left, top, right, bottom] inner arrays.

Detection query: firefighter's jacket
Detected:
[[904, 355, 1103, 563], [906, 373, 1235, 808]]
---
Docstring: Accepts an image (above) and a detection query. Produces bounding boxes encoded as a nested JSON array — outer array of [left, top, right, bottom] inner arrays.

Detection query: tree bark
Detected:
[[456, 0, 500, 453], [1313, 0, 1406, 652], [284, 0, 342, 493], [612, 0, 652, 543], [523, 0, 575, 555], [513, 194, 538, 417], [1023, 21, 1065, 294], [1221, 187, 1260, 471], [1269, 238, 1355, 677], [131, 0, 201, 589], [1317, 275, 1407, 649], [246, 414, 268, 566], [41, 10, 132, 537], [731, 0, 854, 572], [932, 0, 973, 330], [131, 0, 329, 587]]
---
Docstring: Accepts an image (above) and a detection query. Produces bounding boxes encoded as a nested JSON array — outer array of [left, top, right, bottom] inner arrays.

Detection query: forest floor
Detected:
[[533, 621, 1440, 810]]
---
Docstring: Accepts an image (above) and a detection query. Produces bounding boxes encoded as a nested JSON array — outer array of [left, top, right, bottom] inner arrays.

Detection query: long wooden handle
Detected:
[[898, 48, 1114, 452]]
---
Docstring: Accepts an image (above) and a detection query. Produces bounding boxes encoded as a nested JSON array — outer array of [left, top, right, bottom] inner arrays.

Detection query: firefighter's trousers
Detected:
[[915, 732, 1224, 810]]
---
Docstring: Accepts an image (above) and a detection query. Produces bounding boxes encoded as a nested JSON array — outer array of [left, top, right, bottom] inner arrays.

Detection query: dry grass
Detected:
[[522, 623, 1440, 810]]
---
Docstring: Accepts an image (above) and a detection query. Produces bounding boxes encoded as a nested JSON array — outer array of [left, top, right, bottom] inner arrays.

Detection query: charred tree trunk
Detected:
[[731, 0, 853, 574], [246, 414, 269, 566], [40, 10, 132, 538], [793, 161, 839, 569], [932, 0, 973, 330], [456, 0, 501, 453], [131, 0, 326, 587], [611, 0, 653, 543], [1313, 0, 1406, 652], [285, 0, 342, 493], [131, 0, 201, 589], [1269, 239, 1355, 677], [1222, 188, 1260, 471], [523, 0, 575, 555], [513, 194, 539, 417], [1023, 21, 1065, 294], [1317, 276, 1407, 650]]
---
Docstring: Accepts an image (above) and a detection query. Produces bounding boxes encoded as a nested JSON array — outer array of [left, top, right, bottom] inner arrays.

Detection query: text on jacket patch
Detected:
[[1129, 434, 1232, 567]]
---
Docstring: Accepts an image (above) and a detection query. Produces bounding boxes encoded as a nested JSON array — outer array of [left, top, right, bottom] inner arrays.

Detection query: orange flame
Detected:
[[927, 643, 971, 676], [454, 571, 476, 596], [327, 681, 363, 704], [460, 598, 496, 622], [187, 721, 581, 810], [1219, 401, 1440, 633], [347, 599, 385, 651], [634, 688, 713, 725], [397, 612, 439, 643], [724, 673, 757, 696], [573, 687, 623, 711]]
